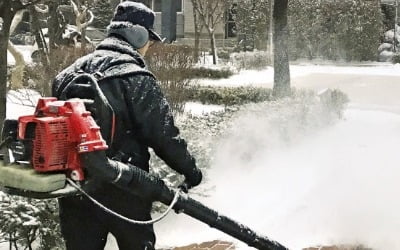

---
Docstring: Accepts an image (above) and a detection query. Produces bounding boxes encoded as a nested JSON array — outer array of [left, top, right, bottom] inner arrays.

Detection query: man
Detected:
[[52, 2, 202, 250]]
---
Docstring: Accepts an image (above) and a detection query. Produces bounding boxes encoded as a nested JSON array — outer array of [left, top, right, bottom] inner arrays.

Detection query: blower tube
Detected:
[[81, 151, 288, 250]]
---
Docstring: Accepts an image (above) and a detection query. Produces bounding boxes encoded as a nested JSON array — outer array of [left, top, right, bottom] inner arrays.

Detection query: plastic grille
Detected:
[[33, 120, 71, 170]]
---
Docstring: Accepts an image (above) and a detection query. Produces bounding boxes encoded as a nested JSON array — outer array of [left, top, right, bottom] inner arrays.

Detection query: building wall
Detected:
[[183, 0, 226, 39], [154, 12, 184, 38]]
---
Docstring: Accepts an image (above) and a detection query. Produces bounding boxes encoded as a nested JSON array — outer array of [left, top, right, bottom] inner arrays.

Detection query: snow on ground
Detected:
[[195, 63, 400, 87], [184, 102, 225, 115], [5, 89, 41, 119], [7, 45, 36, 66]]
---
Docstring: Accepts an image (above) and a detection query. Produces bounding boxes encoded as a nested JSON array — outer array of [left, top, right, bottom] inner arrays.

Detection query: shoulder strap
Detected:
[[100, 63, 155, 81]]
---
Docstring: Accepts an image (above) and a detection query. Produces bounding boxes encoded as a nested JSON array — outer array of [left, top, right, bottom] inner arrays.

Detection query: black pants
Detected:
[[58, 186, 155, 250]]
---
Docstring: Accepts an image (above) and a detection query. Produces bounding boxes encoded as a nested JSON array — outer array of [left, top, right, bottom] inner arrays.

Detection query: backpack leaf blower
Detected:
[[0, 98, 288, 250]]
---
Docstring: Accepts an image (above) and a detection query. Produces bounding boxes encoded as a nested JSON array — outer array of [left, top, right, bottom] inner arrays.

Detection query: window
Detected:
[[225, 3, 237, 38]]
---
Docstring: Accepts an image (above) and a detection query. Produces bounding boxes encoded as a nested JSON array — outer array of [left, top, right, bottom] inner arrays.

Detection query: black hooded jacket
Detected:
[[52, 37, 202, 190]]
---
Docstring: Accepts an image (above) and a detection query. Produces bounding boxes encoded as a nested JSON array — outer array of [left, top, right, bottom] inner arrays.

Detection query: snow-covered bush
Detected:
[[230, 50, 270, 71], [188, 67, 234, 79], [145, 44, 196, 113], [378, 25, 400, 62], [0, 194, 63, 249], [186, 86, 272, 106], [233, 0, 270, 51], [392, 52, 400, 64], [379, 50, 395, 62], [378, 43, 393, 54], [289, 0, 384, 61]]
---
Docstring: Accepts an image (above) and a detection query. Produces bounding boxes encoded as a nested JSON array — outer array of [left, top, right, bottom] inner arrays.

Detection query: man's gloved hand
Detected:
[[178, 168, 203, 193], [177, 180, 192, 193]]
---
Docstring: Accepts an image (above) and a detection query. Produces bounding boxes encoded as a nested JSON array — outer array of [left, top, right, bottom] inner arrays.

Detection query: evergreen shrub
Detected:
[[230, 50, 271, 71], [0, 194, 64, 249], [288, 0, 384, 61], [392, 52, 400, 64], [188, 67, 234, 79], [185, 86, 272, 106]]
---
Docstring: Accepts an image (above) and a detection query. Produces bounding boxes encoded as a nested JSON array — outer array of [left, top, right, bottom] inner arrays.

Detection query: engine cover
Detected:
[[17, 97, 108, 181]]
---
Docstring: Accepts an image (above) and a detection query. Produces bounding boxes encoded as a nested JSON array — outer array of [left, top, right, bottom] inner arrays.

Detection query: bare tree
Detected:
[[272, 0, 291, 98], [191, 0, 232, 65], [0, 0, 43, 130], [8, 9, 29, 90], [190, 0, 204, 61], [71, 0, 94, 49]]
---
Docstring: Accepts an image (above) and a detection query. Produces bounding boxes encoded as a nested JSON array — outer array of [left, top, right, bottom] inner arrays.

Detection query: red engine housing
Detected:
[[17, 98, 108, 181]]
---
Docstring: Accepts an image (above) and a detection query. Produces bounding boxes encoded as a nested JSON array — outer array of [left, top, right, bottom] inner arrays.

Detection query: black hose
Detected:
[[81, 151, 289, 250]]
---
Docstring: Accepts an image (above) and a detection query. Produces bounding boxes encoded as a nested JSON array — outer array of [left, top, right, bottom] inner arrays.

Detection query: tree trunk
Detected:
[[272, 0, 290, 98], [269, 0, 274, 64], [48, 1, 59, 52], [192, 2, 201, 61], [0, 2, 14, 131], [81, 24, 87, 49], [30, 6, 48, 66], [209, 30, 217, 65]]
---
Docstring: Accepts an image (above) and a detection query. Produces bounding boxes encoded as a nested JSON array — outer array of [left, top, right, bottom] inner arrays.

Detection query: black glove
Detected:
[[177, 180, 191, 193], [178, 168, 203, 193], [187, 168, 203, 188]]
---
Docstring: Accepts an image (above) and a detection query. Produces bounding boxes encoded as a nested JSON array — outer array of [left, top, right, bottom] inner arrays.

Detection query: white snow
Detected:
[[155, 108, 400, 250], [154, 63, 400, 250], [195, 63, 400, 87], [7, 45, 37, 66], [6, 89, 41, 119], [184, 102, 225, 115]]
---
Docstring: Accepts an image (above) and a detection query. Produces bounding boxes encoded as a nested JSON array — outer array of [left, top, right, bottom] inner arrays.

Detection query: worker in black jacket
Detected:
[[52, 2, 202, 250]]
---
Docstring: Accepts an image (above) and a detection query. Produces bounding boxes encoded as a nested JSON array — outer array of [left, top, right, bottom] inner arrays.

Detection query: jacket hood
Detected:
[[96, 36, 146, 68]]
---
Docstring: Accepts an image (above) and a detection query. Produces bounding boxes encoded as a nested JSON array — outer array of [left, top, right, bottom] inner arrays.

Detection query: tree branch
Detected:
[[80, 9, 93, 29]]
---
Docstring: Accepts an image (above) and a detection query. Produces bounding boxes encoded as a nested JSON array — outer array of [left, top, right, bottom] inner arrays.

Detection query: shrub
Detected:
[[288, 0, 384, 61], [185, 86, 272, 106], [24, 46, 94, 97], [233, 0, 270, 51], [230, 50, 270, 71], [392, 52, 400, 64], [145, 44, 196, 113], [188, 67, 234, 79], [217, 49, 231, 60], [0, 194, 64, 250]]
